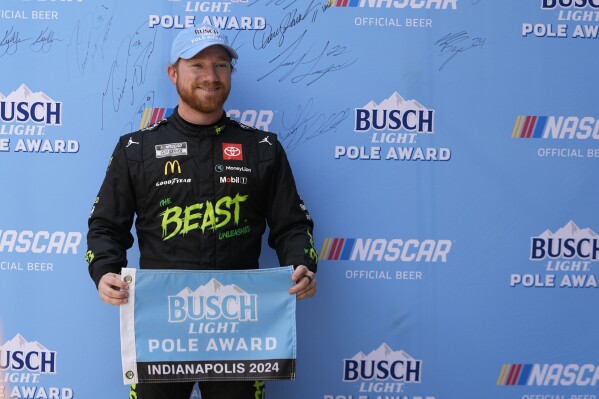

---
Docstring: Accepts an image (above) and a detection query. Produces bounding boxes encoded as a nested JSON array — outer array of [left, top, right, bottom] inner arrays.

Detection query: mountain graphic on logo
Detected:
[[362, 91, 427, 112], [0, 84, 56, 104], [172, 278, 255, 318], [350, 343, 414, 362], [0, 333, 51, 353], [175, 278, 248, 298], [537, 221, 598, 240]]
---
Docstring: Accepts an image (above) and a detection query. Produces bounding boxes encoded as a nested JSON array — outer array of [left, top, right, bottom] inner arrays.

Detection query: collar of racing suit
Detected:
[[170, 106, 229, 137]]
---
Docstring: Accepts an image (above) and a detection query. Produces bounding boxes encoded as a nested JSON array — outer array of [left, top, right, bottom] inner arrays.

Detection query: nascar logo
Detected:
[[320, 237, 451, 262], [511, 115, 599, 139], [498, 363, 599, 386], [139, 108, 174, 129], [328, 0, 457, 8]]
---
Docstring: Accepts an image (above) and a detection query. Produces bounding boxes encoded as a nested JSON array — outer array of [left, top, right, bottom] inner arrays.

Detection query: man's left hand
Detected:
[[289, 265, 316, 300]]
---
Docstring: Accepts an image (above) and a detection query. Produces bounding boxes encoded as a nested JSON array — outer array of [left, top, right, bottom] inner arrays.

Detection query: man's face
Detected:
[[172, 45, 232, 115]]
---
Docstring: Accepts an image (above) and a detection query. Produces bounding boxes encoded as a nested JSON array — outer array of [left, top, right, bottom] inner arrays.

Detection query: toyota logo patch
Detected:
[[222, 143, 243, 160]]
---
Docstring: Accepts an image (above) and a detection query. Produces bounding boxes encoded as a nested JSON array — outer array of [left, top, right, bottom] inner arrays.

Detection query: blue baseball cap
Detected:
[[170, 24, 238, 64]]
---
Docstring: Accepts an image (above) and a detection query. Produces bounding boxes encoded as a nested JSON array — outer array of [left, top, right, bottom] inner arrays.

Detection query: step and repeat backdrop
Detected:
[[1, 0, 598, 398]]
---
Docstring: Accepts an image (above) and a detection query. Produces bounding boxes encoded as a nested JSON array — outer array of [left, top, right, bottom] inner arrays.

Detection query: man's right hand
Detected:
[[98, 272, 129, 306]]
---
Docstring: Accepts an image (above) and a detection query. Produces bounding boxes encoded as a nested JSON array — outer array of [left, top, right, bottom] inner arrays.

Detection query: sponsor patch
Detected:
[[219, 176, 247, 184], [222, 143, 243, 161], [155, 142, 188, 158]]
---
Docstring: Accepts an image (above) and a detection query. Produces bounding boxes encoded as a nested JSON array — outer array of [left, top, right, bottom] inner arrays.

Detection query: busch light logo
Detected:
[[168, 278, 258, 322], [0, 84, 78, 153], [530, 221, 599, 261], [541, 0, 599, 9], [0, 334, 56, 374], [0, 84, 62, 126], [522, 1, 599, 39], [336, 89, 449, 162], [511, 220, 598, 288], [343, 343, 422, 383], [355, 92, 434, 134]]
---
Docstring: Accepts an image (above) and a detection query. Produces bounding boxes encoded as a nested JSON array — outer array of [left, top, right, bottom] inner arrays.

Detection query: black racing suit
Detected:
[[86, 108, 317, 399]]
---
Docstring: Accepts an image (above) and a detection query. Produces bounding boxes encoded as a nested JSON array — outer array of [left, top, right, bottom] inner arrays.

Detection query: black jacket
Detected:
[[86, 108, 317, 287]]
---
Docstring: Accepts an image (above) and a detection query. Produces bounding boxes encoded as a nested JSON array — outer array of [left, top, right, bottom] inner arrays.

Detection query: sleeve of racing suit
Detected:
[[86, 139, 136, 287], [266, 140, 318, 273]]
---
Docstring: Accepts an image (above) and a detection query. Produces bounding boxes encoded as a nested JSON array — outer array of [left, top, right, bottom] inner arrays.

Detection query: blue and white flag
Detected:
[[119, 267, 296, 384]]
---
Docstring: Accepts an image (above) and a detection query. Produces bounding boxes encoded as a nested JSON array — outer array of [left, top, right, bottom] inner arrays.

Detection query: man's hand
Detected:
[[98, 272, 129, 306], [289, 265, 316, 300]]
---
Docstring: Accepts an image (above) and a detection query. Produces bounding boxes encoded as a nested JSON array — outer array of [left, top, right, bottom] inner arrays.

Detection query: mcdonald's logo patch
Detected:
[[164, 160, 181, 175]]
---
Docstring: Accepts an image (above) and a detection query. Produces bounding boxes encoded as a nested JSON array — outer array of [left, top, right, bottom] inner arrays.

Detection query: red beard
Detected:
[[176, 78, 230, 115]]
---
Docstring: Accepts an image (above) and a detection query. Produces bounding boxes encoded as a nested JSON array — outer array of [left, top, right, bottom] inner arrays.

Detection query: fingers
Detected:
[[98, 272, 129, 306], [290, 265, 309, 283], [289, 265, 316, 300], [295, 276, 316, 300]]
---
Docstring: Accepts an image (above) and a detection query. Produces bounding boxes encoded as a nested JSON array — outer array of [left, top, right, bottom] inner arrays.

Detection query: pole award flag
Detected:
[[119, 267, 297, 384]]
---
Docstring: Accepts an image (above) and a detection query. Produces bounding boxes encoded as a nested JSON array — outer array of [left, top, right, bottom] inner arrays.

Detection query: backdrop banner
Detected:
[[2, 1, 598, 398], [119, 267, 296, 385]]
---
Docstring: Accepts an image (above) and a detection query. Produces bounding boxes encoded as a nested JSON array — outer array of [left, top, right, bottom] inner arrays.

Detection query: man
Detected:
[[86, 24, 318, 399]]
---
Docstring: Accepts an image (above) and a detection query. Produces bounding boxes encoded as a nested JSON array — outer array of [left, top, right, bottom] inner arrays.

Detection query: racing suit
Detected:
[[85, 107, 317, 399]]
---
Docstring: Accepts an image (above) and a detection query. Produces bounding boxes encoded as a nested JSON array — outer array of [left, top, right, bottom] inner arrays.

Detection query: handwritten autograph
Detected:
[[67, 5, 114, 77], [258, 30, 357, 86], [279, 97, 350, 152], [30, 28, 62, 53], [114, 91, 156, 135], [248, 0, 299, 9], [0, 27, 30, 57], [100, 22, 156, 129], [253, 0, 326, 49], [435, 31, 486, 71]]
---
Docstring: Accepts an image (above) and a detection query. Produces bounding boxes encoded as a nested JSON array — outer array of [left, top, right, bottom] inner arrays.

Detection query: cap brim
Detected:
[[178, 43, 238, 62]]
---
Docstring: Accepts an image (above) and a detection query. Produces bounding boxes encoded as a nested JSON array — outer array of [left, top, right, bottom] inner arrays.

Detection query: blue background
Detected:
[[0, 1, 598, 398]]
